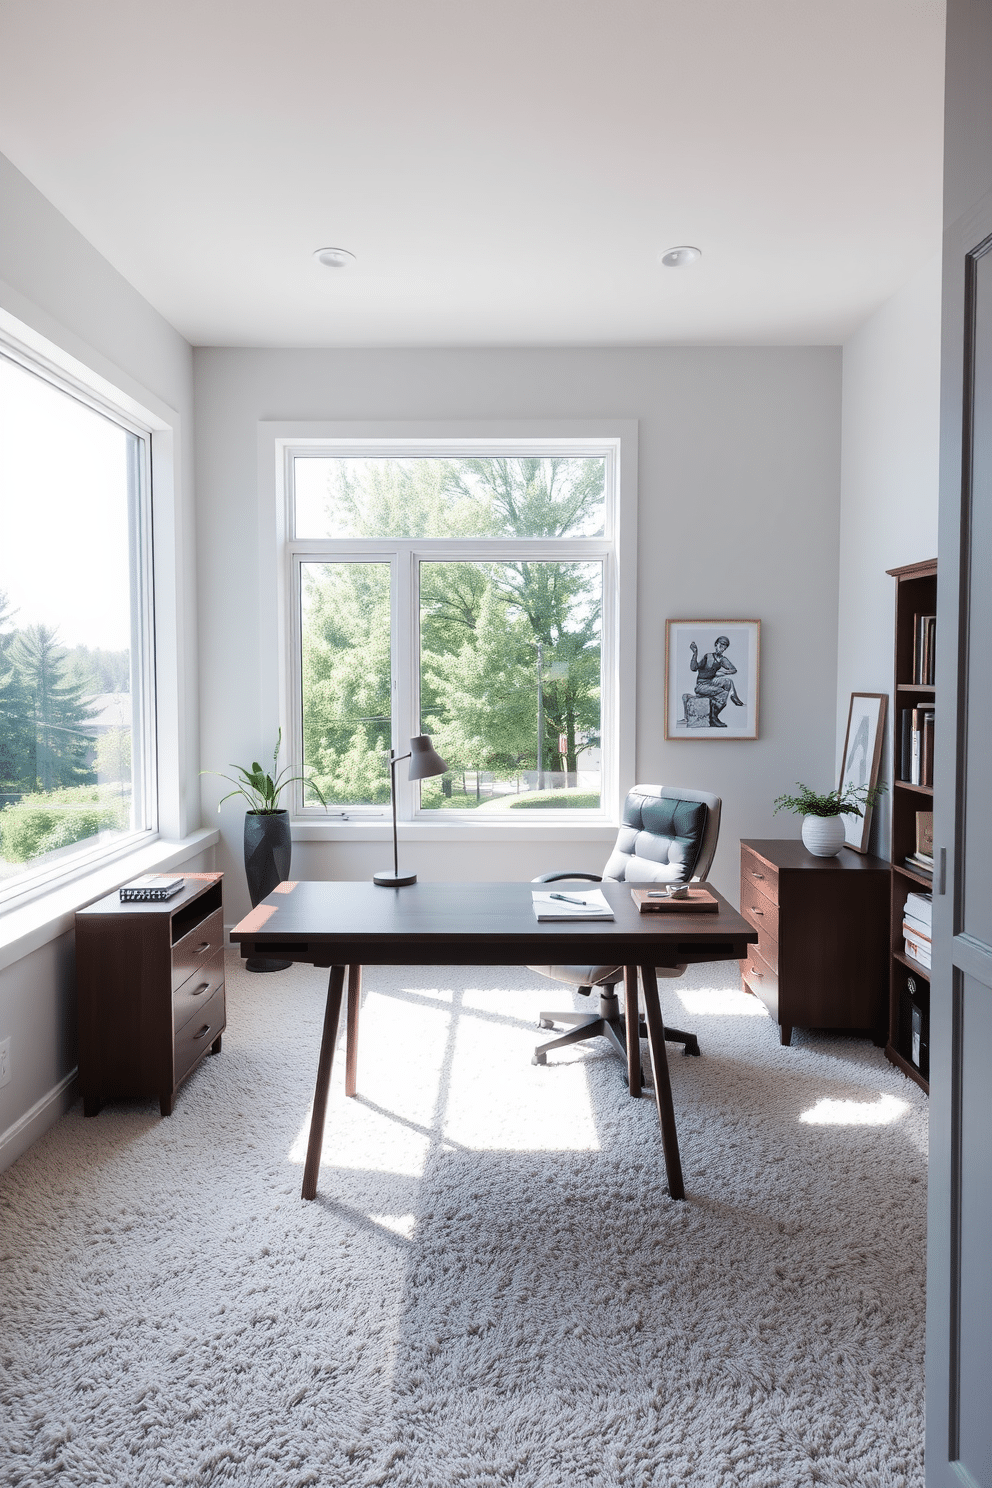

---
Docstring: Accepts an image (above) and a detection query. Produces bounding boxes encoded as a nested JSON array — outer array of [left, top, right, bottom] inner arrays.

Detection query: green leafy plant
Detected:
[[204, 729, 326, 814], [773, 781, 886, 819]]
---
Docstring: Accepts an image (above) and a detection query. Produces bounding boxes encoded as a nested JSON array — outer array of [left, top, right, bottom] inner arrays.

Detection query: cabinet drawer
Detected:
[[172, 907, 224, 993], [749, 920, 779, 975], [174, 983, 226, 1086], [741, 851, 778, 905], [174, 947, 225, 1033], [740, 876, 779, 943], [741, 945, 779, 1021]]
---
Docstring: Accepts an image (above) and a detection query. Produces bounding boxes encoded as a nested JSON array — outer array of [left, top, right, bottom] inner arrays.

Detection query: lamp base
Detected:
[[373, 869, 418, 887]]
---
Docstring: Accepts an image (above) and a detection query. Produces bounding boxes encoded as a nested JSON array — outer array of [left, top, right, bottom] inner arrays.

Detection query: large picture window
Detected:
[[287, 445, 622, 820], [0, 347, 156, 901]]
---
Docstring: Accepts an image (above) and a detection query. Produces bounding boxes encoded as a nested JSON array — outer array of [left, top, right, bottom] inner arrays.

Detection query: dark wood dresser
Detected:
[[76, 872, 226, 1117], [739, 840, 889, 1046]]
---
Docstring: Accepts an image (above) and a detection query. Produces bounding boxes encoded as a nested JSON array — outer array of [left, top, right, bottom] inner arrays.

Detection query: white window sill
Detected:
[[291, 818, 620, 844], [0, 828, 220, 974]]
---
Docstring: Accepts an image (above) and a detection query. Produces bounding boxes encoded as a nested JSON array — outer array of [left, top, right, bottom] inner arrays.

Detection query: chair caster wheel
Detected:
[[683, 1042, 701, 1057], [532, 1053, 547, 1066], [538, 1019, 555, 1030]]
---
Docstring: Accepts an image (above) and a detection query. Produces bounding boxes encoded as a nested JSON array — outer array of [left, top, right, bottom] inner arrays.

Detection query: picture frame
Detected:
[[664, 620, 761, 740], [838, 691, 888, 852]]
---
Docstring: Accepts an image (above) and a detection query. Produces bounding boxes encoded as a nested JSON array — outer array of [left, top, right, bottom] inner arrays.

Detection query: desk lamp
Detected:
[[374, 734, 448, 886]]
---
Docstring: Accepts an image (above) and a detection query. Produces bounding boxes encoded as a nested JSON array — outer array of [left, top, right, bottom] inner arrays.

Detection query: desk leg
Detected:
[[623, 965, 641, 1097], [639, 964, 685, 1201], [345, 963, 362, 1097], [302, 963, 346, 1201]]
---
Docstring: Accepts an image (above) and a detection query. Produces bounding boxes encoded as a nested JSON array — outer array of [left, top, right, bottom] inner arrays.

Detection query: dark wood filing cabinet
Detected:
[[75, 872, 226, 1117], [739, 840, 889, 1045]]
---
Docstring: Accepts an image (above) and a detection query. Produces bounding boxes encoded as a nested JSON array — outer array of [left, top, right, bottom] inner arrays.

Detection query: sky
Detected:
[[0, 353, 132, 653]]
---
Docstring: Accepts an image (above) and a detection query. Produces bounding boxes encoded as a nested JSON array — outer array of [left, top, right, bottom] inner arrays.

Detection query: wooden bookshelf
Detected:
[[885, 558, 936, 1094]]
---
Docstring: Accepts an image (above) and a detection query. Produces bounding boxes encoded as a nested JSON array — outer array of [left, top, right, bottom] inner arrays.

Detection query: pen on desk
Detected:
[[550, 892, 587, 905]]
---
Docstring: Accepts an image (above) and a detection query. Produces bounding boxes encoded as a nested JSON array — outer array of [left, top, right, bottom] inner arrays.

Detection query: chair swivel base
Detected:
[[533, 990, 700, 1071]]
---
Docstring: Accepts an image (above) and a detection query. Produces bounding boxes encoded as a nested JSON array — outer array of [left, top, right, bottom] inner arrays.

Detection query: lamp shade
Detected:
[[407, 734, 448, 781]]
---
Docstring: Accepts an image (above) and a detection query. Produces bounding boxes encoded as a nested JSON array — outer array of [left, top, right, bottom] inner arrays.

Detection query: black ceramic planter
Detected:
[[244, 810, 292, 972]]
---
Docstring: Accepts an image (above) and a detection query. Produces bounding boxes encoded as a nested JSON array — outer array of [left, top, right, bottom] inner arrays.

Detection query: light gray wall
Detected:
[[195, 345, 843, 921], [0, 152, 201, 1166], [836, 255, 942, 854]]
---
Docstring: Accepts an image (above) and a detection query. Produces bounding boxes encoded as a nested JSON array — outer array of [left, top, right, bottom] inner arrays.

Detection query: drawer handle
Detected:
[[193, 1023, 213, 1041], [750, 967, 763, 978], [751, 908, 764, 917], [194, 941, 210, 954], [751, 873, 765, 880], [190, 981, 210, 998]]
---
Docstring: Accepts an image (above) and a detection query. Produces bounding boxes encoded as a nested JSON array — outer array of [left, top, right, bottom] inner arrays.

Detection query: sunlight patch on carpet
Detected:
[[367, 1213, 418, 1240], [675, 984, 771, 1017], [441, 993, 602, 1152], [800, 1092, 909, 1126]]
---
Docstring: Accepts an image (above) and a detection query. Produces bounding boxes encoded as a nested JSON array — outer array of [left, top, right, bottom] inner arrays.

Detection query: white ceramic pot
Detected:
[[801, 813, 846, 857]]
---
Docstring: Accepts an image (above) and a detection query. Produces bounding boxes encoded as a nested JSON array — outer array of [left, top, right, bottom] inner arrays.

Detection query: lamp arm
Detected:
[[389, 749, 412, 881]]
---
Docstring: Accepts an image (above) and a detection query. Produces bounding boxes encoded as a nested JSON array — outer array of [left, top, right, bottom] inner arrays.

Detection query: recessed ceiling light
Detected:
[[660, 245, 702, 268], [313, 247, 356, 269]]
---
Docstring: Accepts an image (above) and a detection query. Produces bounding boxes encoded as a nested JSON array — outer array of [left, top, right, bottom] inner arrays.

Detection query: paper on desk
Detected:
[[531, 888, 614, 921]]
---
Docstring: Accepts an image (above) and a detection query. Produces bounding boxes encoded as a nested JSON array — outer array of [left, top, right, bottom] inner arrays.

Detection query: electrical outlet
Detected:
[[0, 1037, 10, 1088]]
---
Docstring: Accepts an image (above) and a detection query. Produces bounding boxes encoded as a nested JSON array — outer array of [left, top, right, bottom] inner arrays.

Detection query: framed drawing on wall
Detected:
[[839, 691, 888, 852], [665, 620, 761, 739]]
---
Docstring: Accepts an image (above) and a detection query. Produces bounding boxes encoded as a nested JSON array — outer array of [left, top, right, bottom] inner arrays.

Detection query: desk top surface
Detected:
[[230, 880, 756, 967]]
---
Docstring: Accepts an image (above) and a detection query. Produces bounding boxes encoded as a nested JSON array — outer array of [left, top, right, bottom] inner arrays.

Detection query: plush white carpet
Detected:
[[1, 954, 927, 1488]]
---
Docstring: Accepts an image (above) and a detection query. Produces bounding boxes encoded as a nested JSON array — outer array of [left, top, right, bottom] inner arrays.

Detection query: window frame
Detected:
[[0, 330, 161, 908], [263, 421, 637, 841]]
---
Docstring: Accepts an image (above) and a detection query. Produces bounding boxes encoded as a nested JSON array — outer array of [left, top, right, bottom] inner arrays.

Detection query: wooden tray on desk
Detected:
[[631, 887, 719, 913]]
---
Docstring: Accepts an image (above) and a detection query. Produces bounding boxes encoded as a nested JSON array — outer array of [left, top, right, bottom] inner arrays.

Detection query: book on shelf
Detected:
[[901, 706, 935, 786], [904, 929, 932, 969], [120, 874, 185, 902], [899, 708, 913, 781], [911, 1002, 925, 1068], [904, 852, 933, 878], [913, 612, 937, 685], [903, 915, 931, 945], [920, 711, 935, 787], [903, 890, 933, 927]]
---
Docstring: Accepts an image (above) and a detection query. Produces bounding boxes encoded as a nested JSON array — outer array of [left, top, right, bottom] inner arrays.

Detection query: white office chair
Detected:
[[529, 784, 721, 1078]]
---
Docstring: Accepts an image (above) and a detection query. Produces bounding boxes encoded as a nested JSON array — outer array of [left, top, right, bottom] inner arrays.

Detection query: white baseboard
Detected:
[[0, 1068, 78, 1174]]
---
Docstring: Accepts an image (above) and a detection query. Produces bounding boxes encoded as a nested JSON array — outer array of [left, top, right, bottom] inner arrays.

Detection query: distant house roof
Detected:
[[84, 693, 131, 731]]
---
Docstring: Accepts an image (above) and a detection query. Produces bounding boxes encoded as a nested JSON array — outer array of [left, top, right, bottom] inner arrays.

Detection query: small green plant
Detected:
[[773, 781, 886, 819], [204, 729, 326, 814]]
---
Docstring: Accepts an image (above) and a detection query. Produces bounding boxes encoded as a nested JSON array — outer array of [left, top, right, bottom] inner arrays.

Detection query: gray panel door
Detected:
[[927, 210, 992, 1488]]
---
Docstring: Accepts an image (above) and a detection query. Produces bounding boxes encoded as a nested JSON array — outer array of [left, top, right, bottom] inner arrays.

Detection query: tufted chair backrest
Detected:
[[601, 784, 721, 886]]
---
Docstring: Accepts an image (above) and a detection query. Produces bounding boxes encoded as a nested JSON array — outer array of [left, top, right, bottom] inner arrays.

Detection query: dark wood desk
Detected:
[[230, 880, 756, 1202]]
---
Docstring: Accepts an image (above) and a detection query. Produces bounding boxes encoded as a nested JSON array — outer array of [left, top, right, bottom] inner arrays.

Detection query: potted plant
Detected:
[[773, 781, 885, 857], [205, 731, 326, 970]]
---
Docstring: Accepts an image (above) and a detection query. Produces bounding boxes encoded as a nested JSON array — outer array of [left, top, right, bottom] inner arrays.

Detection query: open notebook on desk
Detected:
[[531, 887, 614, 921]]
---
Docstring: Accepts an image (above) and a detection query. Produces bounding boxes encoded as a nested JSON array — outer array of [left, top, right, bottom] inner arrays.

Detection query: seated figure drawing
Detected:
[[683, 635, 745, 728]]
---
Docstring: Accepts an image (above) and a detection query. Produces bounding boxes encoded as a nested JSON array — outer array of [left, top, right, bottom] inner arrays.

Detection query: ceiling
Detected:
[[0, 0, 946, 349]]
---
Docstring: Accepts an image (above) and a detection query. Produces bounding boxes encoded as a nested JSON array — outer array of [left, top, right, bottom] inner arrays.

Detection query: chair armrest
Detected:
[[531, 871, 604, 884]]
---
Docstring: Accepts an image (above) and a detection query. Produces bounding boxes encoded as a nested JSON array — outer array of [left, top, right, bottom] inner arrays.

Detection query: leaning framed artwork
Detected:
[[665, 620, 761, 739], [838, 691, 888, 852]]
